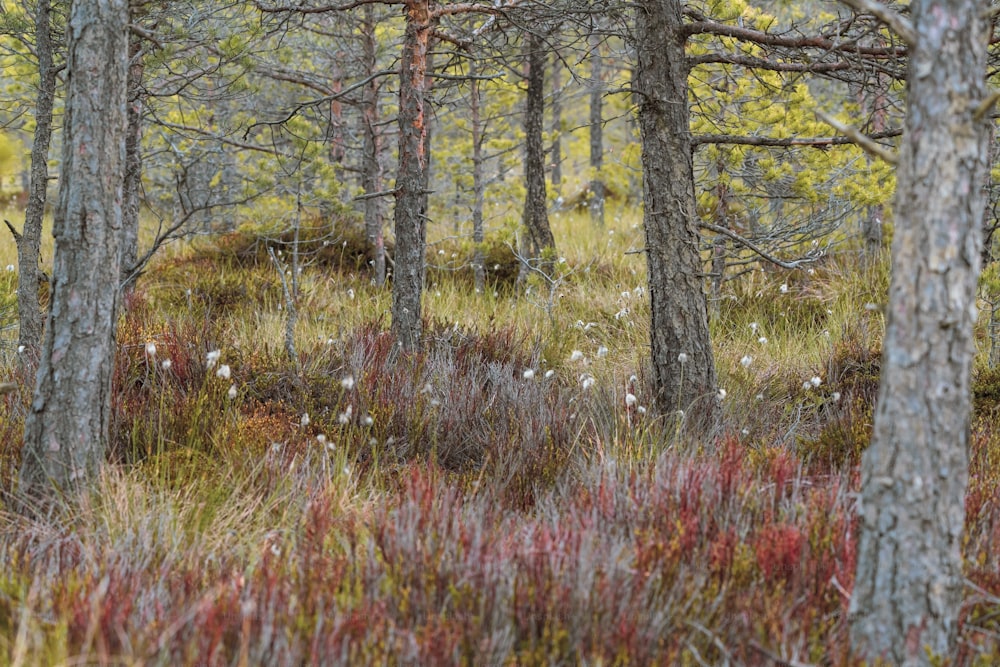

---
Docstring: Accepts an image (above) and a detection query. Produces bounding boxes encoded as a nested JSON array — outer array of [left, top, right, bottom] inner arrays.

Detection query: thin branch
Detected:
[[838, 0, 916, 45], [815, 109, 899, 164], [698, 221, 824, 270], [692, 127, 902, 148], [255, 0, 390, 14], [687, 53, 852, 73], [353, 188, 398, 201], [975, 90, 1000, 122], [3, 219, 22, 246], [683, 17, 907, 58]]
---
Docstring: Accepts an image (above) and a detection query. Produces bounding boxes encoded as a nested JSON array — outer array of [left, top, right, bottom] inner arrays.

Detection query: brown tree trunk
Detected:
[[15, 0, 58, 357], [848, 0, 989, 662], [19, 0, 129, 503], [360, 3, 385, 287], [588, 28, 605, 226], [633, 0, 719, 428], [519, 30, 555, 279], [391, 0, 434, 351]]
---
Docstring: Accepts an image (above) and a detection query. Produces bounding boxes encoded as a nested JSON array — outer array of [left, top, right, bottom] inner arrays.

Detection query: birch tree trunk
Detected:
[[19, 0, 129, 504], [849, 0, 989, 662], [633, 0, 719, 428]]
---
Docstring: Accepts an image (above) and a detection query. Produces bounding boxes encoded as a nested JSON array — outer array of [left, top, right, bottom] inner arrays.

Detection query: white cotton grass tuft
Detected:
[[145, 342, 156, 357], [677, 352, 688, 364], [300, 413, 310, 427], [780, 284, 789, 294], [161, 359, 172, 371], [227, 384, 238, 400], [596, 345, 609, 358], [544, 369, 555, 379], [580, 374, 596, 390], [810, 376, 822, 387], [831, 392, 842, 402], [569, 350, 585, 362], [5, 264, 13, 272], [625, 393, 637, 406], [740, 355, 752, 368], [341, 375, 355, 390], [523, 369, 535, 380], [216, 364, 231, 380], [718, 388, 727, 400], [758, 336, 768, 345], [206, 349, 221, 368]]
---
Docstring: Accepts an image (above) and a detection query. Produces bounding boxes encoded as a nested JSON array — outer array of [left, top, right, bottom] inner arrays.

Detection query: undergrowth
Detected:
[[2, 212, 1000, 664]]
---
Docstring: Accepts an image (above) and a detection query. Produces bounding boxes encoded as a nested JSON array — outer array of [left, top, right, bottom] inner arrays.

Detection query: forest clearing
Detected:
[[1, 0, 999, 664]]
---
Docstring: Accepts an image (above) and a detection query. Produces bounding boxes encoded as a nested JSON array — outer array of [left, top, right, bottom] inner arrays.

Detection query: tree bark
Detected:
[[519, 30, 555, 279], [15, 0, 58, 357], [588, 28, 605, 226], [550, 50, 562, 197], [120, 25, 145, 294], [849, 0, 989, 663], [470, 57, 486, 293], [391, 0, 434, 351], [19, 0, 129, 503], [633, 0, 719, 428], [360, 3, 386, 287]]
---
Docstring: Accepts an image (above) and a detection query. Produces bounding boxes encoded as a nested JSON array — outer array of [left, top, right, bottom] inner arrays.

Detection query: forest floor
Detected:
[[1, 205, 999, 665]]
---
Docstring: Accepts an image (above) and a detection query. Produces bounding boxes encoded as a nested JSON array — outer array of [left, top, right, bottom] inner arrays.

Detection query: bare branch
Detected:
[[974, 90, 1000, 122], [255, 0, 391, 14], [698, 222, 824, 270], [815, 109, 899, 164], [692, 127, 903, 148], [684, 17, 907, 58], [838, 0, 916, 45], [688, 53, 852, 73]]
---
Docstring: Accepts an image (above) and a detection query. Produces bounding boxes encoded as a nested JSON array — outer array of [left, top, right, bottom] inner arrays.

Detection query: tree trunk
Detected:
[[709, 164, 729, 320], [391, 0, 434, 351], [19, 0, 129, 503], [550, 50, 562, 198], [519, 30, 555, 280], [120, 26, 145, 294], [848, 0, 989, 663], [360, 4, 385, 287], [15, 0, 58, 357], [860, 65, 888, 261], [633, 0, 719, 428], [588, 28, 605, 226], [470, 57, 486, 293]]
